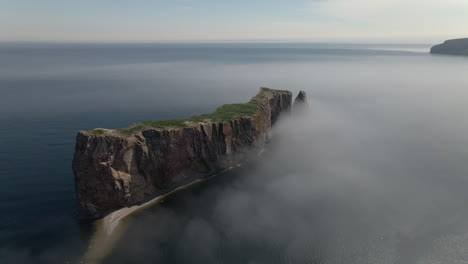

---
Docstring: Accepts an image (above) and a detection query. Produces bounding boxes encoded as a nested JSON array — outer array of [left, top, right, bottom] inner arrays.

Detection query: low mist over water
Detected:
[[1, 43, 468, 263]]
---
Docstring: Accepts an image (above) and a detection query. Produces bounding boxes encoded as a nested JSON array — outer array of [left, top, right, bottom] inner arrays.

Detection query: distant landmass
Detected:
[[431, 38, 468, 56]]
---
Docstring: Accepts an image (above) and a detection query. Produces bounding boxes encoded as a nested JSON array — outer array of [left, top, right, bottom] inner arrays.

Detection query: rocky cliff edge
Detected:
[[73, 88, 295, 218]]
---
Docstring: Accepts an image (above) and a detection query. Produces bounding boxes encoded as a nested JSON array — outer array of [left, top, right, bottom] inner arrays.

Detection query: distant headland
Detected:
[[431, 38, 468, 56], [73, 88, 307, 219]]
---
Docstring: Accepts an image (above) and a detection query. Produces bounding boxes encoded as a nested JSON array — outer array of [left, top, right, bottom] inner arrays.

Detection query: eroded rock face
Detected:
[[72, 88, 293, 218]]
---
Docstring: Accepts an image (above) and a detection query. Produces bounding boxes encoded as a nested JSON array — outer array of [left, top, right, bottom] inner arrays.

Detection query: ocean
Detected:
[[1, 42, 468, 263]]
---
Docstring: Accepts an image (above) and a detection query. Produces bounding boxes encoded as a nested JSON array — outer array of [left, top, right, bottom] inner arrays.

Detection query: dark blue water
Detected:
[[2, 42, 468, 263]]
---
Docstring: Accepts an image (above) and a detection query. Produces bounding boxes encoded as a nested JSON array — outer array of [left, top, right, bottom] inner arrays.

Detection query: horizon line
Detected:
[[0, 39, 436, 45]]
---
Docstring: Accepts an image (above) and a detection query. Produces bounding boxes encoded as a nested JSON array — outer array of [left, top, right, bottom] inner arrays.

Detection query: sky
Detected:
[[0, 0, 467, 43]]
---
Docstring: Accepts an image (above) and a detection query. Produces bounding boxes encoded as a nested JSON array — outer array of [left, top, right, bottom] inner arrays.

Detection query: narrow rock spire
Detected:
[[293, 90, 308, 112]]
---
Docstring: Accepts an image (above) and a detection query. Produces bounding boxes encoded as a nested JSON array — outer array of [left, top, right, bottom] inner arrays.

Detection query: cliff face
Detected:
[[431, 38, 468, 56], [73, 88, 293, 218]]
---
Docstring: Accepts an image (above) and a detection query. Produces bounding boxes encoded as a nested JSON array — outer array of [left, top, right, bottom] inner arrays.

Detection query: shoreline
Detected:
[[103, 164, 241, 235], [102, 178, 203, 235], [83, 164, 241, 264]]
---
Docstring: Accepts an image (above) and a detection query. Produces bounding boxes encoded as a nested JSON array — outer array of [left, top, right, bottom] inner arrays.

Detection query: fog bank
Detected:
[[105, 77, 468, 263]]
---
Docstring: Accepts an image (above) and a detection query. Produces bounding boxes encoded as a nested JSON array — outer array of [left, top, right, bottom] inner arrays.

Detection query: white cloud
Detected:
[[308, 0, 468, 20], [297, 0, 468, 42], [0, 0, 466, 42]]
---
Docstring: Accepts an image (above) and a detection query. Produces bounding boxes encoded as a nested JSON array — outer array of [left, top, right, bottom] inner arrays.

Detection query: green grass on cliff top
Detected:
[[87, 88, 290, 136]]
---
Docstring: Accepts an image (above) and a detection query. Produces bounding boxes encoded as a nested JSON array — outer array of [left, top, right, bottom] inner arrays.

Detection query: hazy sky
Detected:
[[1, 0, 467, 43]]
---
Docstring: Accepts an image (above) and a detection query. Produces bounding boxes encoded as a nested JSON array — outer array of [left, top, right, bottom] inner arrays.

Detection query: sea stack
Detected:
[[293, 90, 309, 112], [73, 88, 296, 219]]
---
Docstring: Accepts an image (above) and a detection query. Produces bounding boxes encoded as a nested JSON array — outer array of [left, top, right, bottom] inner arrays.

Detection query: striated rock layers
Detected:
[[431, 38, 468, 56], [73, 88, 295, 218]]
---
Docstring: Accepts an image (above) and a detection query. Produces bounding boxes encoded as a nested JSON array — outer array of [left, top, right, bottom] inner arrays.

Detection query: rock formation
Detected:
[[73, 88, 295, 218], [431, 38, 468, 56], [293, 90, 309, 112]]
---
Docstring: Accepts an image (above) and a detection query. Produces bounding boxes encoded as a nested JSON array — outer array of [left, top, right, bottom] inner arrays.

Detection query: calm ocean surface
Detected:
[[1, 43, 468, 263]]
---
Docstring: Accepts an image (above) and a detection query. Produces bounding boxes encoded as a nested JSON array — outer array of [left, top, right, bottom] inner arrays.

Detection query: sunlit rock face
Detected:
[[72, 88, 293, 219]]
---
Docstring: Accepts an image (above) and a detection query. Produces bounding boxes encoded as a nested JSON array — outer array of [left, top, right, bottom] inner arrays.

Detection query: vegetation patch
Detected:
[[88, 129, 105, 135], [190, 101, 261, 122], [87, 88, 289, 136], [259, 87, 290, 93]]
